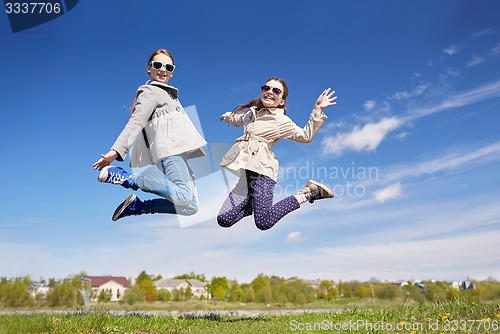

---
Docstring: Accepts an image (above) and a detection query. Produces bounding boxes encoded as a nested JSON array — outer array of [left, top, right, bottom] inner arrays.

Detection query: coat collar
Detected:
[[146, 80, 179, 99], [250, 106, 284, 115]]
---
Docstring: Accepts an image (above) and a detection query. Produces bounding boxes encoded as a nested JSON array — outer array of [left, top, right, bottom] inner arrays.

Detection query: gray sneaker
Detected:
[[298, 180, 334, 203]]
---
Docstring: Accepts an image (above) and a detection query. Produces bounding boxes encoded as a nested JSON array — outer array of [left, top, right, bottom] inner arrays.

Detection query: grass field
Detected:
[[1, 300, 499, 333]]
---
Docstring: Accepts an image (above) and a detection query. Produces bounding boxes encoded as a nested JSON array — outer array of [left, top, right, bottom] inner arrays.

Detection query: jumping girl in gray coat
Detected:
[[218, 77, 337, 230], [93, 49, 206, 221]]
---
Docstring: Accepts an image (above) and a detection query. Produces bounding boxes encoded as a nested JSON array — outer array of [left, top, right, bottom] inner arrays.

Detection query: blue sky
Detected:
[[1, 0, 500, 284]]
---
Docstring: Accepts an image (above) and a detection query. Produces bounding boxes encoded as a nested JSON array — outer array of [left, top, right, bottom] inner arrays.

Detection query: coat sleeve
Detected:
[[279, 110, 328, 143], [111, 85, 157, 161], [223, 111, 252, 127]]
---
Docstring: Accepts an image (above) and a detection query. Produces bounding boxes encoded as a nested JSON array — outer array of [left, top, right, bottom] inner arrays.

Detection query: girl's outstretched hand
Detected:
[[93, 150, 118, 170], [315, 88, 337, 110]]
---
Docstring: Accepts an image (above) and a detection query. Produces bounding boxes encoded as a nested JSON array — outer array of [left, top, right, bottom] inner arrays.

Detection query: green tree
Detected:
[[328, 286, 340, 301], [135, 271, 153, 285], [140, 280, 158, 302], [46, 279, 77, 308], [98, 289, 112, 303], [317, 280, 339, 301], [317, 280, 333, 300], [374, 283, 402, 300], [338, 280, 352, 298], [477, 281, 500, 300], [157, 289, 171, 302], [402, 283, 425, 303], [135, 271, 158, 302], [252, 274, 272, 304], [210, 277, 229, 301], [1, 277, 34, 308], [228, 279, 243, 302], [270, 276, 288, 303], [121, 286, 144, 305], [241, 283, 255, 302], [286, 278, 315, 304], [172, 288, 183, 301], [174, 272, 206, 282], [353, 283, 371, 299], [185, 286, 192, 300], [424, 282, 446, 302]]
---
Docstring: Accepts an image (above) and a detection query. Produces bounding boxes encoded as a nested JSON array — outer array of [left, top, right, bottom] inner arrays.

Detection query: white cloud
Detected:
[[471, 29, 494, 38], [5, 227, 499, 283], [442, 44, 462, 56], [373, 182, 403, 202], [382, 141, 500, 183], [363, 100, 376, 111], [491, 43, 500, 55], [466, 54, 485, 67], [1, 184, 499, 284], [307, 230, 500, 281], [321, 78, 500, 157], [285, 231, 308, 243], [439, 68, 460, 80], [321, 117, 401, 155], [404, 79, 500, 121], [390, 84, 430, 101]]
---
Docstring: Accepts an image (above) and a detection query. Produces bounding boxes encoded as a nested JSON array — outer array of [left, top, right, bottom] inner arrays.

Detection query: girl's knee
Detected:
[[179, 198, 198, 216], [172, 191, 193, 206], [254, 215, 273, 231], [180, 205, 198, 216]]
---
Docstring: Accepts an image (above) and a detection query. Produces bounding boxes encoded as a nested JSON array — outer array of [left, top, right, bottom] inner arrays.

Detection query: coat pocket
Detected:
[[221, 143, 240, 165]]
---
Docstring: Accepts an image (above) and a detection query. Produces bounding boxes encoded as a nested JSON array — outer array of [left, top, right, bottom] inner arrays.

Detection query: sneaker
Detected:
[[98, 166, 133, 187], [112, 194, 143, 221], [298, 179, 334, 203]]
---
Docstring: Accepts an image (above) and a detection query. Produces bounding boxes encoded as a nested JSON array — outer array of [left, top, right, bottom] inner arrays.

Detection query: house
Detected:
[[155, 278, 208, 299], [84, 276, 130, 302], [29, 281, 51, 299], [462, 280, 475, 290], [303, 279, 323, 290]]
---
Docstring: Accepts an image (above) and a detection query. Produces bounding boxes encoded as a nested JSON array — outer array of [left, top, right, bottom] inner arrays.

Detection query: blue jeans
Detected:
[[132, 155, 198, 216]]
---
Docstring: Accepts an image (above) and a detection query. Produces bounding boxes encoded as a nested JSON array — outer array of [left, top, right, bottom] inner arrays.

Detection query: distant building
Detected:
[[29, 281, 50, 299], [84, 276, 130, 302], [155, 279, 208, 299], [302, 279, 323, 290], [462, 280, 475, 290]]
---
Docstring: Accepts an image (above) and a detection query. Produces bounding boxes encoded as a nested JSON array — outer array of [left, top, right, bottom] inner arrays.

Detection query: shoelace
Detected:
[[107, 171, 129, 184], [304, 185, 321, 202]]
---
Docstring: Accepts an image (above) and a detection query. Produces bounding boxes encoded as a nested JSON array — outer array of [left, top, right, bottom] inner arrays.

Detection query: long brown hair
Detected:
[[229, 77, 289, 119], [130, 49, 175, 114]]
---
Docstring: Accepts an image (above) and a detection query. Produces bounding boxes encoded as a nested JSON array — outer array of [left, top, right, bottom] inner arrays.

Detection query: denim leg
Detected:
[[134, 155, 198, 216], [143, 185, 199, 216]]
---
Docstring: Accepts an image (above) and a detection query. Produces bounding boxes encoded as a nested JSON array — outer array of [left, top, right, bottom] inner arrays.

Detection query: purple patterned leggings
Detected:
[[217, 170, 300, 230]]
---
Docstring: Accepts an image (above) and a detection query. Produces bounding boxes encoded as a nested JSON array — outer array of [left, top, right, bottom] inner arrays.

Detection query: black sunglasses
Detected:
[[149, 61, 175, 72], [261, 85, 282, 96]]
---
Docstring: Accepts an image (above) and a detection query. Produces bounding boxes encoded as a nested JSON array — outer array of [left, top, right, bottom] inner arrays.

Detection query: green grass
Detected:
[[0, 300, 499, 333]]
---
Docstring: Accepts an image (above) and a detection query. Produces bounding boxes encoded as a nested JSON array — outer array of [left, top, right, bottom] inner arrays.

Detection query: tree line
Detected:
[[1, 272, 499, 308]]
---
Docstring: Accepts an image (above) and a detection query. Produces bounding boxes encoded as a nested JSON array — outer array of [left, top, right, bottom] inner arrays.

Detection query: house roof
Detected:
[[155, 279, 186, 288], [186, 279, 207, 288], [155, 279, 206, 289], [84, 276, 130, 288]]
